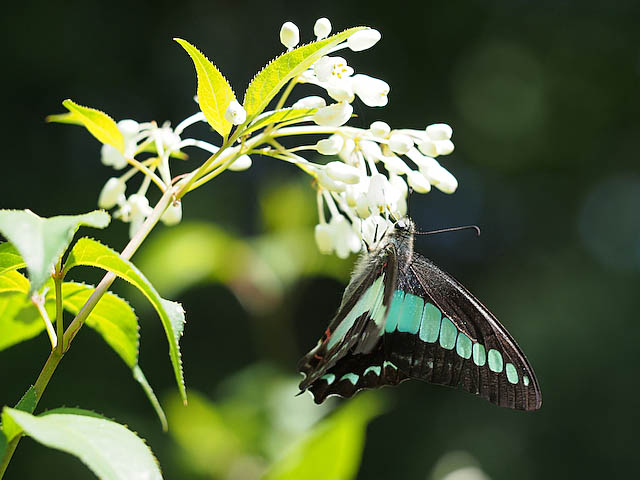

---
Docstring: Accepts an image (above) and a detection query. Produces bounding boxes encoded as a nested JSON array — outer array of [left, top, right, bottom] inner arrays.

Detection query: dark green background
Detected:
[[2, 0, 640, 478]]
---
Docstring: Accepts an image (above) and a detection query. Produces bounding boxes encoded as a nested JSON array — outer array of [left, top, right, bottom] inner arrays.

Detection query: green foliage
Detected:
[[0, 243, 26, 276], [263, 393, 383, 480], [0, 287, 55, 351], [244, 107, 317, 136], [243, 27, 363, 120], [3, 408, 162, 480], [60, 282, 167, 429], [60, 99, 125, 152], [0, 210, 110, 294], [175, 38, 236, 137], [1, 386, 37, 443], [0, 271, 29, 295], [63, 237, 187, 404], [44, 112, 83, 126]]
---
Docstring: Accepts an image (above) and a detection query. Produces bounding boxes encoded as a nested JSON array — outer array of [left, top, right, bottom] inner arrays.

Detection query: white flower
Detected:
[[426, 123, 453, 141], [228, 154, 252, 171], [224, 100, 247, 125], [117, 119, 140, 139], [314, 18, 332, 40], [434, 139, 455, 155], [367, 173, 389, 213], [161, 201, 183, 226], [388, 133, 413, 155], [98, 177, 126, 209], [314, 223, 333, 254], [326, 81, 354, 103], [361, 215, 393, 247], [317, 170, 347, 192], [407, 170, 431, 193], [369, 121, 390, 138], [423, 164, 458, 193], [292, 96, 327, 109], [330, 214, 361, 258], [127, 194, 152, 238], [313, 102, 353, 127], [347, 28, 381, 51], [101, 144, 128, 170], [280, 21, 300, 50], [417, 139, 438, 157], [325, 161, 361, 184], [351, 74, 389, 107], [316, 134, 345, 155], [314, 56, 353, 83]]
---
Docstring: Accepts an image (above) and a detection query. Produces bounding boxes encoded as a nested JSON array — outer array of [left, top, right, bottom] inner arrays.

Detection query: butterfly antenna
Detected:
[[415, 225, 481, 237]]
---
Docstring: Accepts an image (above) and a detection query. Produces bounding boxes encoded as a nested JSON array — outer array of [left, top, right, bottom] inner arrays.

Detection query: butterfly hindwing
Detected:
[[384, 253, 542, 411], [297, 246, 397, 395]]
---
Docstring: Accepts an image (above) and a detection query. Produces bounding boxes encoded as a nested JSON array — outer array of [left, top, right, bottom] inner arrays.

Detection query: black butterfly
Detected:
[[298, 217, 542, 411]]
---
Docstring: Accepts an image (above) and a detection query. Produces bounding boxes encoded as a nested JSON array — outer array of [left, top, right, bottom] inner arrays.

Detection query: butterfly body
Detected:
[[298, 218, 542, 411]]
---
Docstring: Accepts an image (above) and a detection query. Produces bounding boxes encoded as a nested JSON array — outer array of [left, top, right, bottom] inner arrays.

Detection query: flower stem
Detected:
[[0, 186, 177, 479], [54, 260, 64, 354]]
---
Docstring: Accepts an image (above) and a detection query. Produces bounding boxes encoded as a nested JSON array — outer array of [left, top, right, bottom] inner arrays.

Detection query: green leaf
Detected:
[[243, 27, 363, 119], [0, 291, 55, 351], [3, 408, 162, 480], [45, 111, 83, 125], [63, 238, 187, 404], [263, 394, 383, 480], [0, 242, 26, 276], [0, 270, 29, 295], [61, 99, 125, 153], [1, 386, 38, 442], [0, 210, 110, 295], [243, 107, 317, 136], [0, 430, 7, 461], [175, 38, 235, 137], [60, 282, 167, 430]]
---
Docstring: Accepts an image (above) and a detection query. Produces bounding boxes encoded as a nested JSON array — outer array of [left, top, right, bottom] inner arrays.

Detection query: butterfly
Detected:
[[298, 217, 542, 411]]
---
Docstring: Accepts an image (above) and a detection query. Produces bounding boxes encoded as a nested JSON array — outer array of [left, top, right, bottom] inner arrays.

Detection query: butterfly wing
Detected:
[[384, 253, 542, 411], [298, 247, 399, 399]]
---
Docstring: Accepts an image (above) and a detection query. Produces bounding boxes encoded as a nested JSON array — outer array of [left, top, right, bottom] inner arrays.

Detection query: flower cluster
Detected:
[[93, 17, 457, 257]]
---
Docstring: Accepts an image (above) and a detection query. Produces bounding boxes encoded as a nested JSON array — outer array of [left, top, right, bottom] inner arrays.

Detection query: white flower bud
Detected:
[[313, 102, 353, 127], [434, 139, 455, 156], [326, 161, 361, 184], [347, 28, 381, 51], [292, 96, 327, 109], [388, 133, 414, 155], [426, 123, 453, 141], [351, 74, 389, 107], [128, 194, 151, 218], [327, 81, 355, 103], [338, 138, 356, 164], [407, 170, 431, 193], [314, 223, 334, 254], [382, 154, 410, 175], [425, 165, 458, 194], [101, 144, 128, 170], [369, 121, 391, 138], [314, 18, 332, 40], [280, 21, 300, 49], [98, 177, 126, 209], [361, 215, 391, 247], [316, 134, 345, 155], [161, 201, 183, 226], [228, 154, 252, 171], [318, 170, 347, 192], [160, 127, 181, 150], [417, 139, 438, 157], [367, 174, 388, 212], [331, 215, 361, 258], [224, 100, 247, 125], [117, 119, 140, 140], [389, 174, 409, 197], [355, 192, 371, 218]]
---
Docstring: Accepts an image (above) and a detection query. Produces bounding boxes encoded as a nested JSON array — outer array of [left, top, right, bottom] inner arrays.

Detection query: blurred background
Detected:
[[1, 0, 639, 478]]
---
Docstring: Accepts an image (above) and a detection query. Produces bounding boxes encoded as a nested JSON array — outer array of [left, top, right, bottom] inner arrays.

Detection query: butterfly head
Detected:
[[393, 217, 416, 236]]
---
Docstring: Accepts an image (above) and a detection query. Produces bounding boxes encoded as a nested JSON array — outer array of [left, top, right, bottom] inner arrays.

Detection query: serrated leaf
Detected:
[[45, 111, 83, 125], [263, 393, 383, 480], [0, 291, 55, 351], [3, 408, 162, 480], [62, 99, 125, 152], [1, 386, 38, 442], [243, 27, 364, 119], [0, 242, 26, 276], [0, 270, 29, 295], [0, 210, 110, 295], [63, 238, 187, 404], [243, 107, 317, 136], [60, 282, 167, 430], [175, 38, 235, 137]]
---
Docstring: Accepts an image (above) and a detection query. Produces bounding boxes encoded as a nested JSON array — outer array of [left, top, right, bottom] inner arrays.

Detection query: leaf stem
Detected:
[[54, 260, 64, 354], [31, 292, 56, 350]]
